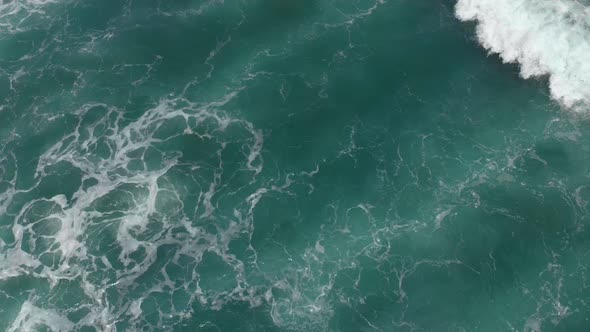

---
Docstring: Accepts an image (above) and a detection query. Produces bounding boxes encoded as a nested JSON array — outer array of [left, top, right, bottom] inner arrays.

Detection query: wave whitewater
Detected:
[[456, 0, 590, 111]]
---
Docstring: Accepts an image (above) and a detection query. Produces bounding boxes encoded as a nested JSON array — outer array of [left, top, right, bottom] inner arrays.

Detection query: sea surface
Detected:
[[1, 0, 590, 331]]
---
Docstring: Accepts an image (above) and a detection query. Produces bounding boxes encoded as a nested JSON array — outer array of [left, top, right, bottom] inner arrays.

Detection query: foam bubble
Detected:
[[456, 0, 590, 111], [0, 91, 273, 329], [7, 301, 74, 332]]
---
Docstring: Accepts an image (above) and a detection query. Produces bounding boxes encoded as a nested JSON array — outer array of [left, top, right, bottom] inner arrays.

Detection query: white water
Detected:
[[0, 0, 56, 34], [456, 0, 590, 111]]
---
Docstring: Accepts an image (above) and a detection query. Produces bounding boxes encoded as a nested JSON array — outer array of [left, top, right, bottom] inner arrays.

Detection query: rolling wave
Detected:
[[456, 0, 590, 111]]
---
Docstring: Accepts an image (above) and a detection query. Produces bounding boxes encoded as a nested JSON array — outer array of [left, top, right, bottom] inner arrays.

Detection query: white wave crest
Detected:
[[456, 0, 590, 111]]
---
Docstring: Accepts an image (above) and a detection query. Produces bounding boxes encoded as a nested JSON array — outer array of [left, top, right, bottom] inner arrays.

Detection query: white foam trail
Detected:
[[8, 301, 74, 332], [0, 0, 61, 34], [0, 91, 272, 329], [0, 0, 58, 10], [456, 0, 590, 111]]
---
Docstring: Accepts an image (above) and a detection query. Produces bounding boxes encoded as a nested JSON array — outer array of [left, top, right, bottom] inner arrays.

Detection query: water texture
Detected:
[[1, 0, 590, 331]]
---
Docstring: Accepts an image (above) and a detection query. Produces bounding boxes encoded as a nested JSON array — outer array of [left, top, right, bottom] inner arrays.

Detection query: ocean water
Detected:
[[1, 0, 590, 331]]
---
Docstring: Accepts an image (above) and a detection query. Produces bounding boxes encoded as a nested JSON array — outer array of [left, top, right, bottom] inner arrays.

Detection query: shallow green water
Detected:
[[1, 0, 590, 331]]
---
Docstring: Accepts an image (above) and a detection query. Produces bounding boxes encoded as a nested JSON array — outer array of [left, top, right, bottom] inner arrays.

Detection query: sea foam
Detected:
[[456, 0, 590, 111]]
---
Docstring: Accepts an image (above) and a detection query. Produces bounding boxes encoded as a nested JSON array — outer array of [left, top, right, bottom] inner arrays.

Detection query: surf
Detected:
[[455, 0, 590, 112]]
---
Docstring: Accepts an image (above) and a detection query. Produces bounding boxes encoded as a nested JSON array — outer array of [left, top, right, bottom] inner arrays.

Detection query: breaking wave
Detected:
[[456, 0, 590, 111]]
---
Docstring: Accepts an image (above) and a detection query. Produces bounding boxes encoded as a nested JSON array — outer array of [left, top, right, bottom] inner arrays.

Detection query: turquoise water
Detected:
[[1, 0, 590, 331]]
